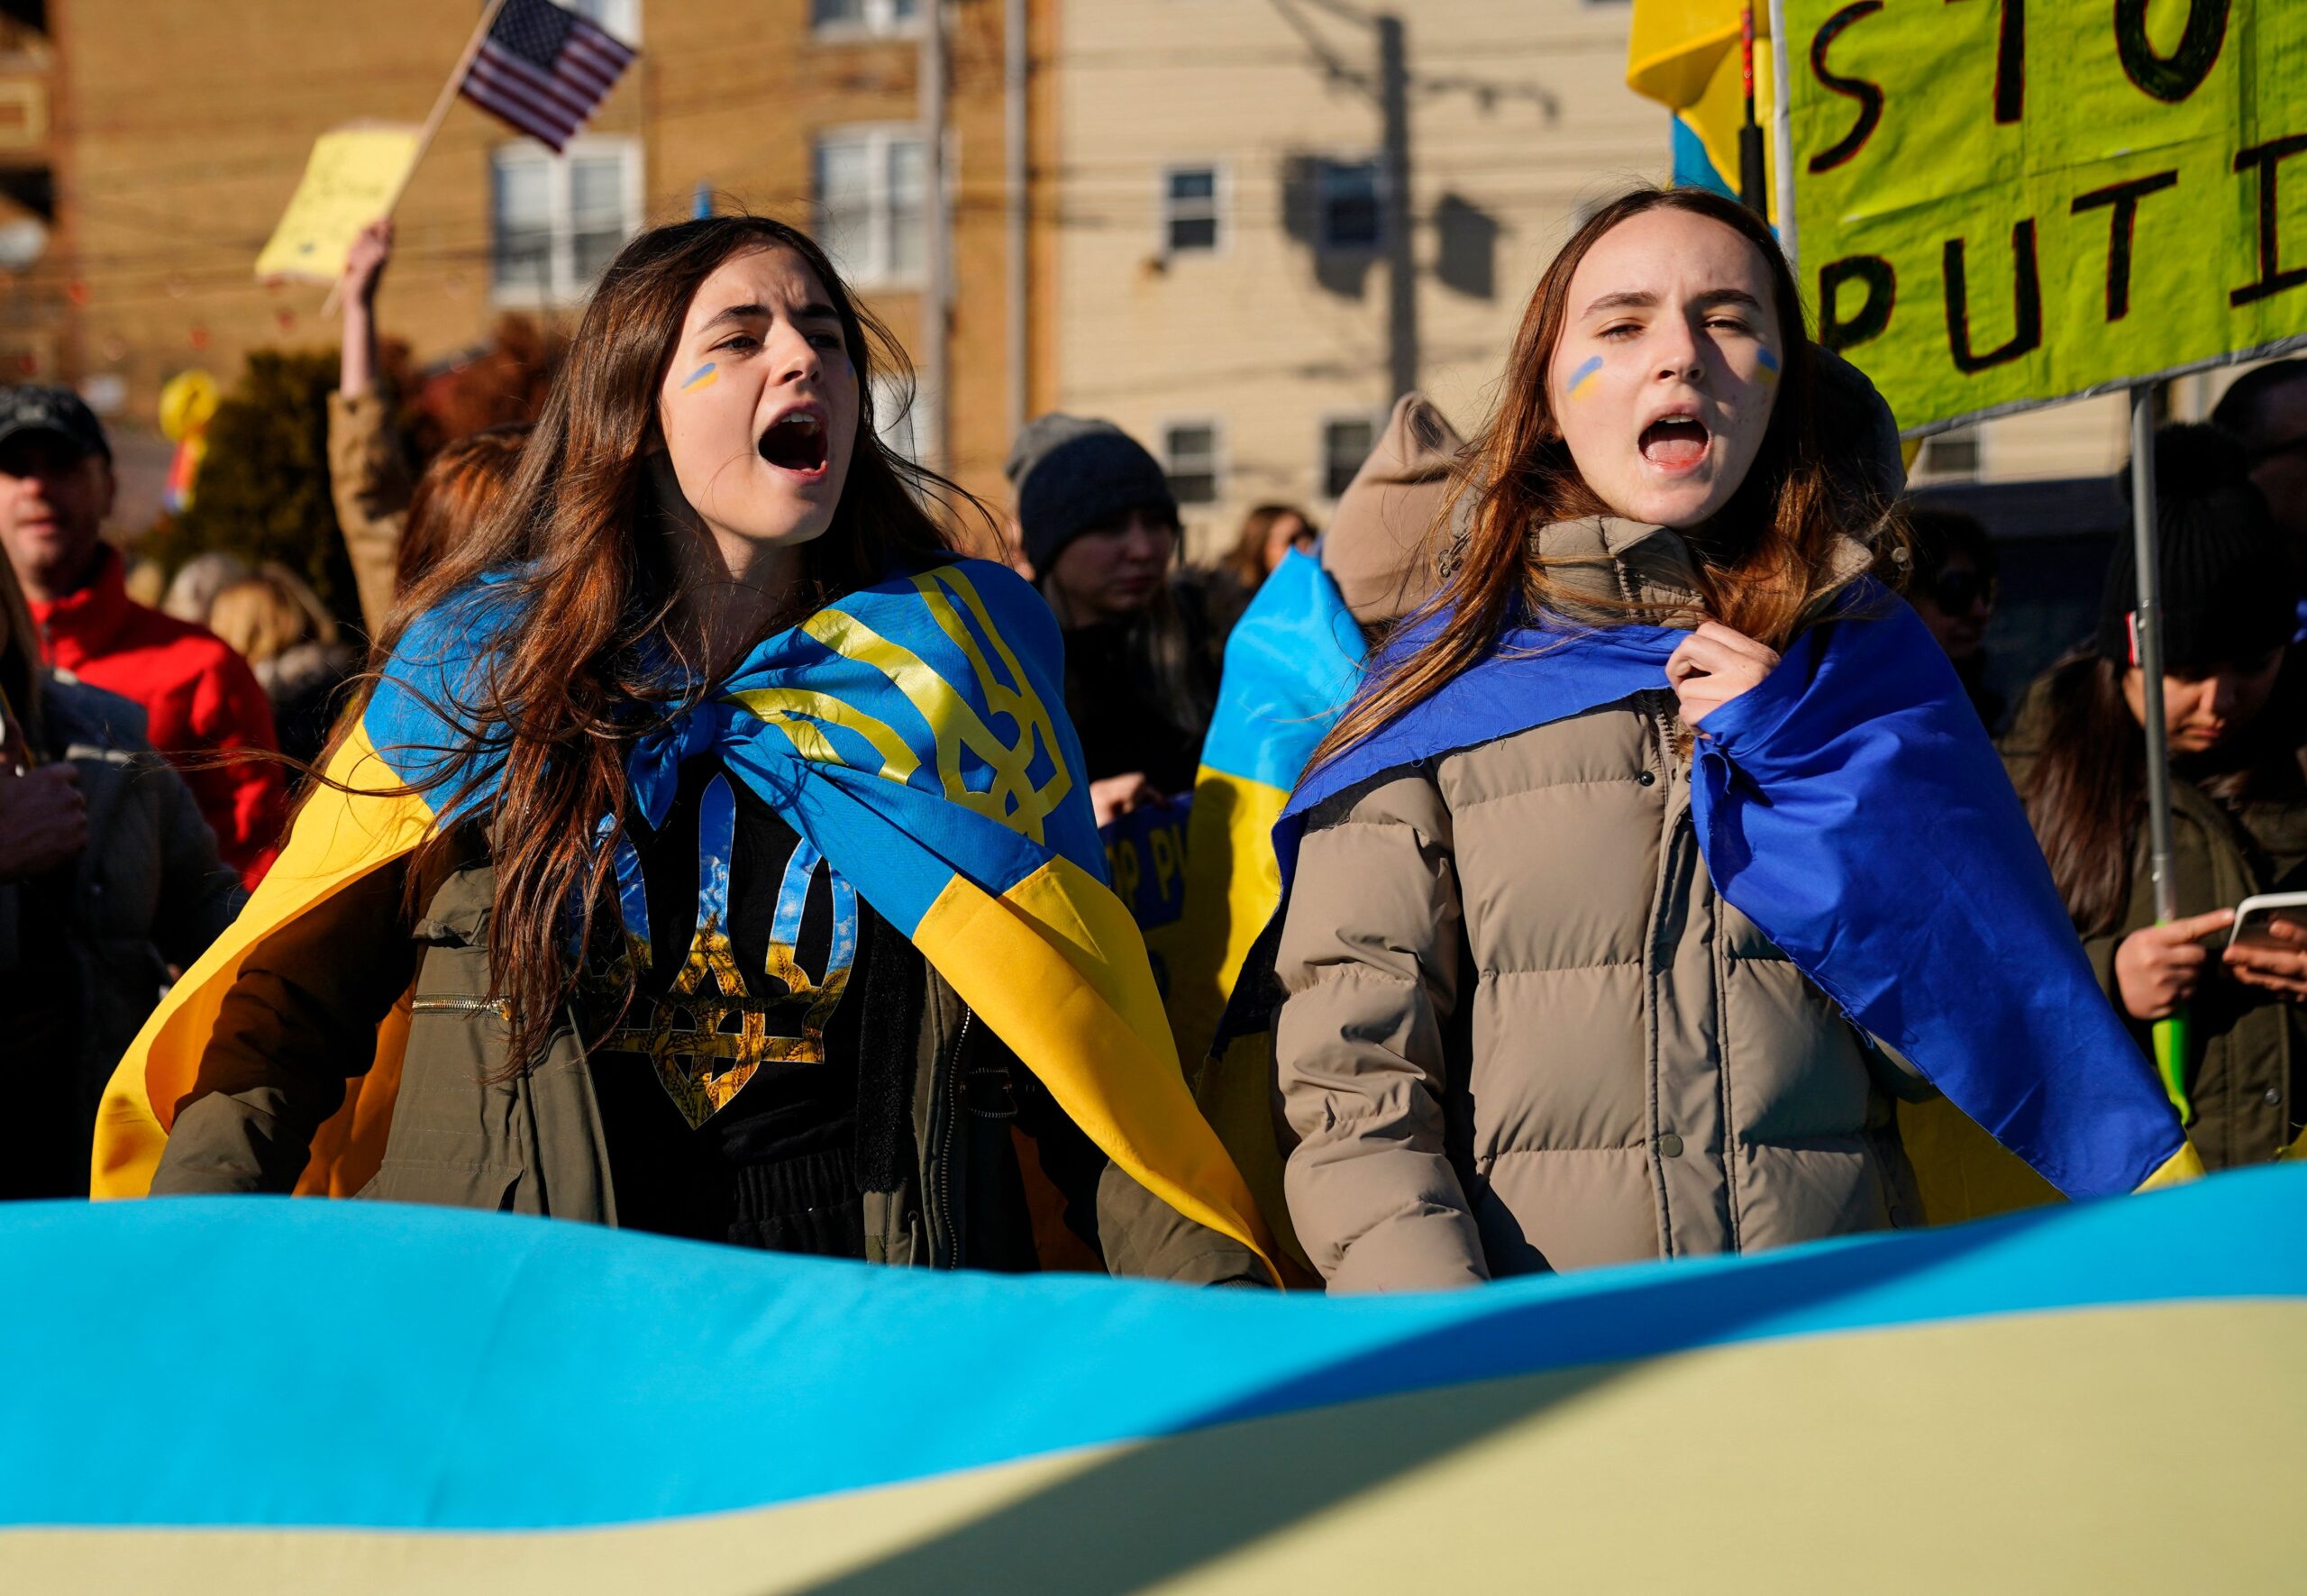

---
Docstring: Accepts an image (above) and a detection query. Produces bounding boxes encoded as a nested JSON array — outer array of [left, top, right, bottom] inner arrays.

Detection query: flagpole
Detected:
[[1767, 0, 1796, 268], [324, 0, 512, 315], [2129, 385, 2193, 1125], [1737, 5, 1767, 216]]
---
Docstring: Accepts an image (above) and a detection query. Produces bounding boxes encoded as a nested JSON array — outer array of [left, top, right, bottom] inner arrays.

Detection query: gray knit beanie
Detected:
[[1006, 413, 1178, 571]]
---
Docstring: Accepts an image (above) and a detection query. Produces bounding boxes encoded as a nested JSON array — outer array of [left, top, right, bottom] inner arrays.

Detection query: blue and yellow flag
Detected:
[[1627, 0, 1778, 218], [5, 1166, 2301, 1585], [1282, 591, 2197, 1202], [1154, 552, 1363, 1274], [92, 559, 1272, 1269]]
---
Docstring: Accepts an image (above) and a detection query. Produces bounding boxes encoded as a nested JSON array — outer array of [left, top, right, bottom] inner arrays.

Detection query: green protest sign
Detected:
[[1785, 0, 2307, 434]]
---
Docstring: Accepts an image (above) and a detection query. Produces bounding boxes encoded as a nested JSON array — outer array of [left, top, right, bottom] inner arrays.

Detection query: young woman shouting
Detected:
[[99, 217, 1268, 1284], [1268, 187, 2193, 1292]]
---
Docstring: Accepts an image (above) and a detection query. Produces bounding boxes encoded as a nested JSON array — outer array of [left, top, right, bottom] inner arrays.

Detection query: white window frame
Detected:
[[1318, 410, 1384, 501], [1159, 162, 1226, 258], [870, 369, 939, 470], [1317, 156, 1384, 255], [566, 0, 642, 42], [810, 0, 924, 41], [489, 136, 644, 308], [814, 122, 929, 290], [1915, 425, 1985, 479], [1160, 417, 1226, 508]]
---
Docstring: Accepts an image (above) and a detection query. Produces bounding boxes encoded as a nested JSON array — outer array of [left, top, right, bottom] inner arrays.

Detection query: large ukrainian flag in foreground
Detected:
[[3, 1170, 2301, 1590], [91, 558, 1269, 1268]]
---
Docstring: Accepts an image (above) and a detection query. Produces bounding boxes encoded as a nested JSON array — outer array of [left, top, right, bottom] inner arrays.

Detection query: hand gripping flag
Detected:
[[91, 559, 1272, 1272], [1275, 587, 2197, 1202], [1154, 552, 1363, 1276]]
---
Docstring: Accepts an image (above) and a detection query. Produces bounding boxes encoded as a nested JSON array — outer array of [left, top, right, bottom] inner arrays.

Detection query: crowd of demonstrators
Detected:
[[131, 214, 1265, 1286], [1006, 414, 1221, 823], [1906, 506, 2004, 731], [0, 548, 241, 1199], [2008, 424, 2307, 1171], [0, 387, 287, 888]]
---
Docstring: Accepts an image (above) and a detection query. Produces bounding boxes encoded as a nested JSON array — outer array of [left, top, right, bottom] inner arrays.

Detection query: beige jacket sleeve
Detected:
[[1272, 768, 1486, 1292], [327, 390, 413, 638]]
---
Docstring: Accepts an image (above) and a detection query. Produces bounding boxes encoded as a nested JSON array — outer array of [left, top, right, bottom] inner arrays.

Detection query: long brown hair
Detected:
[[396, 424, 529, 597], [1224, 503, 1310, 588], [1309, 186, 1892, 774], [342, 214, 969, 1072], [2015, 653, 2148, 935]]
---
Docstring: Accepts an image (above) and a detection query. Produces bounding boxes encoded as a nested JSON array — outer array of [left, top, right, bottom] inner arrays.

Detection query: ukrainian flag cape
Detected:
[[92, 558, 1272, 1268], [1272, 588, 2196, 1202]]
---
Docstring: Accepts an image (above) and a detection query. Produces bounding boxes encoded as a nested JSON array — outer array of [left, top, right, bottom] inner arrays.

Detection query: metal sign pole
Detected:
[[2130, 384, 2191, 1120]]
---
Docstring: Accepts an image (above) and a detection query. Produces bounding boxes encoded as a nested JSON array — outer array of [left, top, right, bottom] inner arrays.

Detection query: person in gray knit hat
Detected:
[[1007, 413, 1218, 822], [2004, 423, 2307, 1172]]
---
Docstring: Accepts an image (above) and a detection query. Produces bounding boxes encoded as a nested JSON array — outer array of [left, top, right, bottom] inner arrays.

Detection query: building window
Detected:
[[1321, 414, 1379, 499], [1917, 426, 1982, 479], [567, 0, 641, 41], [1163, 421, 1222, 506], [1163, 166, 1221, 254], [490, 138, 642, 304], [1318, 158, 1382, 252], [815, 126, 926, 288], [812, 0, 920, 36]]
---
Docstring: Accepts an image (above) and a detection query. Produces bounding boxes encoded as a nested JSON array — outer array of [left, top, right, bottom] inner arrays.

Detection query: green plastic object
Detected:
[[2153, 1011, 2193, 1126]]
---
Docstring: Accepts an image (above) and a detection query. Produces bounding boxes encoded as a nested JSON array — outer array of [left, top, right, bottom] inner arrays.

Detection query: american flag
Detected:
[[460, 0, 636, 154]]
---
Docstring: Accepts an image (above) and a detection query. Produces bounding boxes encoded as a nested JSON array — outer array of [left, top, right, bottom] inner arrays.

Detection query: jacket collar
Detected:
[[1532, 515, 1875, 631], [31, 544, 131, 667]]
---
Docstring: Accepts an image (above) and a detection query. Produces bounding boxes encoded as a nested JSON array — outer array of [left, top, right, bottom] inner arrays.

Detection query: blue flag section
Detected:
[[1283, 588, 2189, 1201], [2, 1171, 2301, 1589], [1102, 794, 1193, 934]]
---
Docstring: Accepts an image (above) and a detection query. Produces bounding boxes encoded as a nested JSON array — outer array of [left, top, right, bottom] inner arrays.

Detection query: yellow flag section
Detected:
[[253, 125, 421, 284], [1786, 0, 2307, 433], [92, 726, 428, 1199], [1626, 0, 1783, 219]]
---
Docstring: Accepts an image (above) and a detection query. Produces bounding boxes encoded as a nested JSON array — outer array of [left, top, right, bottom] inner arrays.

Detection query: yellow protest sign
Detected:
[[1785, 0, 2307, 435], [254, 125, 421, 285]]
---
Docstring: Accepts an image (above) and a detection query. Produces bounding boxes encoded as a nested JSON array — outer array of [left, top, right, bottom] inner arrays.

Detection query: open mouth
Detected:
[[1638, 414, 1710, 471], [757, 410, 829, 476]]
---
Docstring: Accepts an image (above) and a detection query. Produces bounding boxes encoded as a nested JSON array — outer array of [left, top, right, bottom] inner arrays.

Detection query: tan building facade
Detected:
[[6, 0, 1044, 525], [1046, 0, 2205, 559]]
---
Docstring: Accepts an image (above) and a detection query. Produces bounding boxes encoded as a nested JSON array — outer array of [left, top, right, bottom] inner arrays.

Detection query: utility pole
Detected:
[[1005, 0, 1029, 443], [1375, 14, 1417, 404], [919, 0, 950, 476]]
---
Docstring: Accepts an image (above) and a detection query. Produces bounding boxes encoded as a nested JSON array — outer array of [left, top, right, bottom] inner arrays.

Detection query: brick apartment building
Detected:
[[0, 0, 1050, 520]]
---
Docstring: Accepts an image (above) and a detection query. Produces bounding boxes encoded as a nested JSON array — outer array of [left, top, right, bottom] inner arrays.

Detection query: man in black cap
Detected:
[[0, 385, 285, 884]]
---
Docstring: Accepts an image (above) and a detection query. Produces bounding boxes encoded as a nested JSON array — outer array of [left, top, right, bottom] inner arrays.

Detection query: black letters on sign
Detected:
[[1944, 219, 2043, 372], [1942, 0, 2025, 124], [2071, 170, 2178, 321], [2114, 0, 2229, 105], [1809, 2, 1885, 173], [2231, 135, 2307, 307], [1818, 255, 1897, 350]]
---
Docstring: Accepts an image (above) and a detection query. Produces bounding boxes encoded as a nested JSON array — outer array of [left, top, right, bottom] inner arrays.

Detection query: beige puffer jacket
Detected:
[[1274, 517, 1920, 1292]]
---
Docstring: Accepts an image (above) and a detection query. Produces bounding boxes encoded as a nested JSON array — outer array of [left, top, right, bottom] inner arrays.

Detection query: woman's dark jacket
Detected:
[[2003, 670, 2307, 1169], [149, 831, 1263, 1283]]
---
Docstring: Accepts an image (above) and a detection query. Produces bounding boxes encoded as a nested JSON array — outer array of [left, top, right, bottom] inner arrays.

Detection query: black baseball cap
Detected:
[[0, 385, 111, 462]]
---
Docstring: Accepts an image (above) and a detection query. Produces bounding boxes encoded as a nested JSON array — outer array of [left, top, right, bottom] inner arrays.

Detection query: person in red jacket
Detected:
[[0, 387, 286, 885]]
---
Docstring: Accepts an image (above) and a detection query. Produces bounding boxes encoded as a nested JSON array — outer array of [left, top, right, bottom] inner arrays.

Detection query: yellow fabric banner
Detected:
[[253, 125, 421, 284], [1784, 0, 2307, 433], [1627, 1, 1783, 220]]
